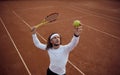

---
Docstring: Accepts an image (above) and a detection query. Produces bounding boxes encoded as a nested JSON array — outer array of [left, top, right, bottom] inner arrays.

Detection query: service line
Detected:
[[0, 17, 31, 75]]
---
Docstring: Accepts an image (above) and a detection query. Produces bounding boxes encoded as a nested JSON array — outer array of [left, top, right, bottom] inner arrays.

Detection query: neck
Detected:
[[53, 44, 60, 49]]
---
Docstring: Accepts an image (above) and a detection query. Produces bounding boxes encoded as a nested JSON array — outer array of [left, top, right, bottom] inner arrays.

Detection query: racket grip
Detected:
[[35, 21, 48, 28], [34, 23, 43, 28]]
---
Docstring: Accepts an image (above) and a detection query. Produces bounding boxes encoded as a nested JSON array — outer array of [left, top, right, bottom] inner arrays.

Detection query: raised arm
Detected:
[[31, 27, 46, 50], [65, 26, 82, 52]]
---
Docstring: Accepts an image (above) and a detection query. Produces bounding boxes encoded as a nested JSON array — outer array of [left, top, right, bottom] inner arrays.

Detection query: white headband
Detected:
[[50, 34, 60, 40]]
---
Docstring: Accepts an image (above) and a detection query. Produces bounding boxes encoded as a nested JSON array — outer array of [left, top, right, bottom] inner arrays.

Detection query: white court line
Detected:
[[16, 5, 120, 24], [16, 6, 54, 12], [72, 3, 120, 21], [67, 6, 120, 24], [67, 6, 120, 40], [0, 17, 31, 75], [68, 60, 85, 75], [82, 23, 120, 40], [12, 11, 85, 75], [12, 11, 46, 42]]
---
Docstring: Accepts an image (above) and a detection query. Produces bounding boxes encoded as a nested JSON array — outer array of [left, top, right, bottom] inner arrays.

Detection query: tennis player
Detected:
[[31, 25, 82, 75]]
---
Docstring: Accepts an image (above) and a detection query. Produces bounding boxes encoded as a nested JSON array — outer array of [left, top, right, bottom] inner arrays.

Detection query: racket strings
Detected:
[[34, 13, 59, 29], [45, 13, 59, 22]]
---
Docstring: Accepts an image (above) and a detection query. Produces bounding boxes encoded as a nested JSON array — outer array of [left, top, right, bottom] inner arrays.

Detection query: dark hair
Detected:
[[46, 33, 62, 50]]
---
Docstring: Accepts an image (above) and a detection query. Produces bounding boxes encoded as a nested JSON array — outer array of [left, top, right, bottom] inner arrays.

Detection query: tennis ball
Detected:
[[73, 20, 81, 27]]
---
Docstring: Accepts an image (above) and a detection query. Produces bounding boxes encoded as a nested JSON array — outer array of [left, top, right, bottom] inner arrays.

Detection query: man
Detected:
[[31, 25, 82, 75]]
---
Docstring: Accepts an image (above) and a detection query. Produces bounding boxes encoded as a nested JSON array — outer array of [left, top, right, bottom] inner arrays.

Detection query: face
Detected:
[[50, 36, 60, 45]]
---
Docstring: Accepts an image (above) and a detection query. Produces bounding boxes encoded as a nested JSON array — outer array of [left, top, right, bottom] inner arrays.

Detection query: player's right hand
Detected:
[[31, 26, 37, 34]]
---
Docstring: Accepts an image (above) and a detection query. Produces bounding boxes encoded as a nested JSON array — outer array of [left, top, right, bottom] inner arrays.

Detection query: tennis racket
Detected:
[[34, 13, 59, 29]]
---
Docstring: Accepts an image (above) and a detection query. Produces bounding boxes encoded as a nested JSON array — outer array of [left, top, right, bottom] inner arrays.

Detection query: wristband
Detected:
[[74, 33, 79, 37]]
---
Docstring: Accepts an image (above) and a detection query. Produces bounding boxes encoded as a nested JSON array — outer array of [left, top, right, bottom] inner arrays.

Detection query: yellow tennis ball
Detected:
[[73, 20, 81, 27]]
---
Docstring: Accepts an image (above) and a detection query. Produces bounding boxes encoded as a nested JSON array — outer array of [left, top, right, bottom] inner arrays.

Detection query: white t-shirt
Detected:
[[32, 34, 80, 75]]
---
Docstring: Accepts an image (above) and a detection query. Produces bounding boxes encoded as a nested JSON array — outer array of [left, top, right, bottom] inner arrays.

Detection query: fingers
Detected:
[[74, 25, 82, 31], [31, 26, 37, 34], [78, 26, 82, 32], [74, 25, 82, 36]]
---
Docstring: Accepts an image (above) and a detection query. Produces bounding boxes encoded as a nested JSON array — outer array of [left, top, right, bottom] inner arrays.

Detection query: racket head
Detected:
[[45, 13, 59, 23]]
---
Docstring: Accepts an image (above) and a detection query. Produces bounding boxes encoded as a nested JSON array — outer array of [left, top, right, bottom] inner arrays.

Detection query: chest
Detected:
[[48, 48, 68, 60]]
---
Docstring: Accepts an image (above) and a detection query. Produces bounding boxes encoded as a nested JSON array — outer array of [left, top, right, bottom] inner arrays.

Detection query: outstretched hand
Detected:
[[74, 25, 82, 36]]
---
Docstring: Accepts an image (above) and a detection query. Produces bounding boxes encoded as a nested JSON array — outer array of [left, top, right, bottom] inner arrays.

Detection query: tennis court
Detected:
[[0, 0, 120, 75]]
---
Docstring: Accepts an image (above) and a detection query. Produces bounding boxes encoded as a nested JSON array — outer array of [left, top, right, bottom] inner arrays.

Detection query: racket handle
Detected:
[[34, 21, 48, 28], [34, 23, 43, 28]]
